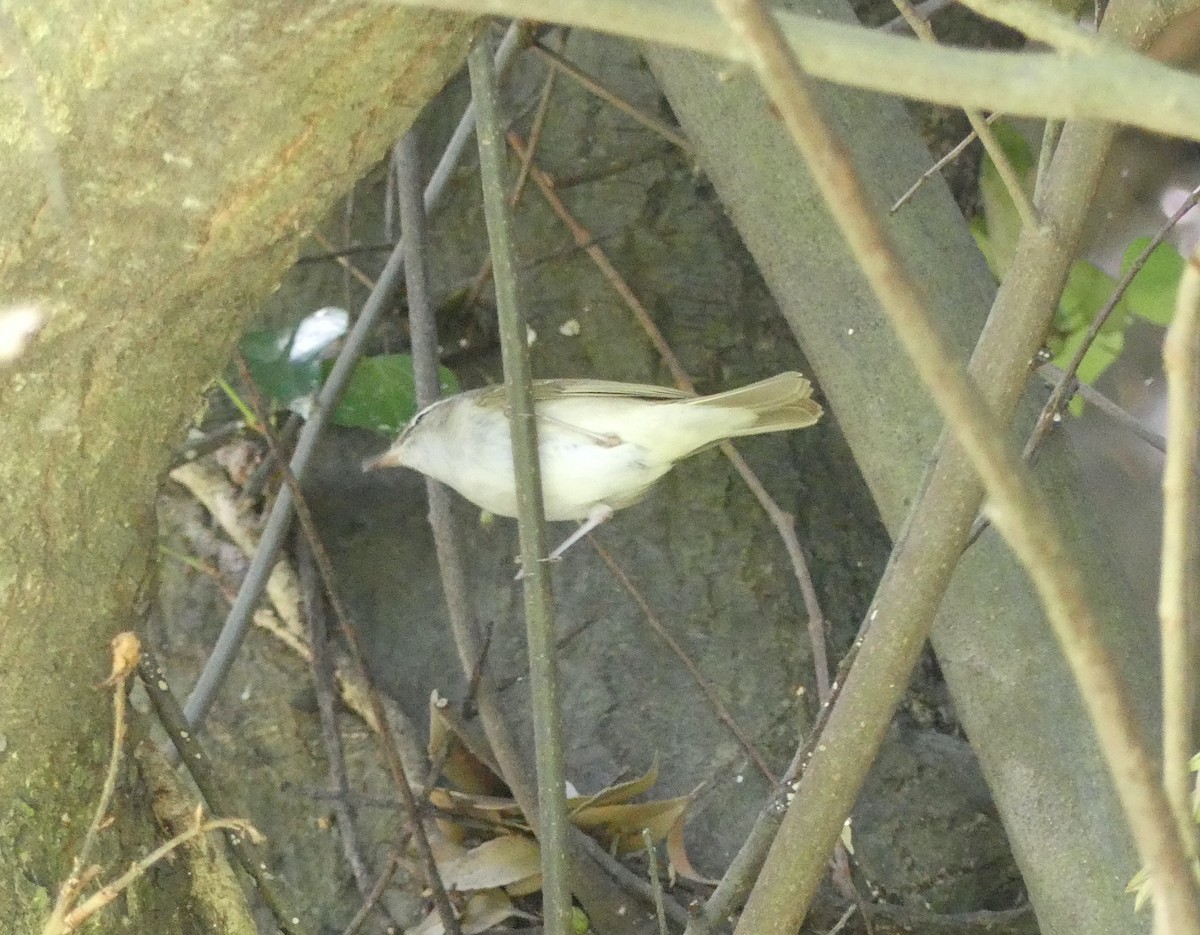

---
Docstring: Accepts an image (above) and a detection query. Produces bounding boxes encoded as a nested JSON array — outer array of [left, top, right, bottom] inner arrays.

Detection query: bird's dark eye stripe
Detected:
[[399, 397, 449, 440]]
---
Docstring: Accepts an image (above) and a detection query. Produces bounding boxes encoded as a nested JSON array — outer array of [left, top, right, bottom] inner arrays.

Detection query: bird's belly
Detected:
[[447, 431, 670, 521], [538, 439, 671, 520]]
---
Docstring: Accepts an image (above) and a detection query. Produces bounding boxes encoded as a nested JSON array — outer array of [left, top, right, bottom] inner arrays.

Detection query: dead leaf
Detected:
[[438, 834, 542, 892], [572, 795, 692, 854], [568, 758, 659, 813], [429, 787, 530, 833], [406, 889, 533, 935], [428, 693, 509, 796], [504, 871, 543, 898], [667, 818, 719, 886], [462, 890, 534, 933]]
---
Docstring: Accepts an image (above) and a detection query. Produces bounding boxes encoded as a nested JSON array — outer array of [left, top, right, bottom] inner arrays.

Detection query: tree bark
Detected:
[[0, 3, 475, 930]]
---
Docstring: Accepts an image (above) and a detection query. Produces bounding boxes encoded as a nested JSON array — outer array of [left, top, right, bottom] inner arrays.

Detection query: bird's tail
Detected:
[[683, 371, 822, 435]]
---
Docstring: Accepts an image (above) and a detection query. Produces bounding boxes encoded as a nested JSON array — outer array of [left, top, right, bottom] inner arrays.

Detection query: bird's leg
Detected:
[[549, 503, 614, 561], [514, 503, 614, 580]]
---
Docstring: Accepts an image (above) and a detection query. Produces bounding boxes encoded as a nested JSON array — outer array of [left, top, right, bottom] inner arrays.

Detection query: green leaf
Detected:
[[239, 326, 322, 408], [325, 354, 460, 434], [1119, 237, 1184, 326], [1050, 325, 1124, 386], [1054, 261, 1128, 335]]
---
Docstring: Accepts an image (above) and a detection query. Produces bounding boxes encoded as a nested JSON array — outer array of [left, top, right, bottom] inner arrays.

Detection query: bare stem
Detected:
[[890, 0, 1035, 227], [45, 635, 139, 935], [236, 353, 461, 935], [1026, 181, 1200, 461], [1161, 250, 1200, 863], [468, 35, 573, 935]]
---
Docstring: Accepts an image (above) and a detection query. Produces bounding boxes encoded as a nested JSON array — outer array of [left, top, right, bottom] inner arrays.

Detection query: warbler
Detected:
[[364, 372, 822, 559]]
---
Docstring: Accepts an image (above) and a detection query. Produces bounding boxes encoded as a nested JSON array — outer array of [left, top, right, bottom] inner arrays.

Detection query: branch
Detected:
[[387, 0, 1200, 140], [467, 35, 574, 935], [710, 1, 1200, 933], [889, 0, 1036, 228], [1161, 249, 1200, 861]]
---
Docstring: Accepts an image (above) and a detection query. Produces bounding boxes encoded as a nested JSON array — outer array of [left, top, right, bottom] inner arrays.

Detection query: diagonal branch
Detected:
[[709, 1, 1200, 933]]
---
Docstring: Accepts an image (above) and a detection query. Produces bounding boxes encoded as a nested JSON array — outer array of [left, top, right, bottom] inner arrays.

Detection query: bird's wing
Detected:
[[536, 378, 695, 400]]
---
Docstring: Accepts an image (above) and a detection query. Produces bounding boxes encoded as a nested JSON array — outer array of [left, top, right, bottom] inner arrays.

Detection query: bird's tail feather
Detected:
[[683, 372, 822, 435]]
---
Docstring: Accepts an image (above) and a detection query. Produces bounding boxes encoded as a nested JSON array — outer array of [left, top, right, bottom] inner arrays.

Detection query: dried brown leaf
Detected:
[[567, 758, 659, 813], [573, 795, 692, 855], [667, 815, 719, 886], [427, 693, 508, 796], [438, 834, 542, 892]]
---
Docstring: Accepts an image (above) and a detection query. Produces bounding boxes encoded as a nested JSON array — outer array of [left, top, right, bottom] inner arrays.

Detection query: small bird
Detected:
[[364, 372, 822, 561]]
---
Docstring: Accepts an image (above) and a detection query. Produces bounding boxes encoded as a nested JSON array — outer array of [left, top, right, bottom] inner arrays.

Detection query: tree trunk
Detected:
[[0, 3, 475, 930]]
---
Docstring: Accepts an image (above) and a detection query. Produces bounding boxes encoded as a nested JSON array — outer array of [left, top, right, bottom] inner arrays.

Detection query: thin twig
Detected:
[[508, 131, 689, 384], [718, 442, 831, 701], [236, 355, 461, 935], [712, 2, 1200, 934], [1161, 249, 1200, 861], [181, 23, 519, 728], [1025, 181, 1200, 462], [312, 229, 376, 291], [506, 130, 834, 701], [297, 242, 399, 264], [513, 50, 560, 206], [460, 35, 561, 316], [342, 189, 357, 308], [891, 0, 1035, 227], [1033, 120, 1062, 207], [951, 0, 1103, 50], [593, 541, 777, 782], [137, 647, 310, 934], [173, 420, 251, 466], [79, 634, 137, 868], [423, 621, 495, 797], [530, 41, 694, 154], [56, 818, 263, 933], [340, 852, 403, 935], [878, 0, 951, 32], [574, 832, 692, 930], [240, 412, 303, 506], [425, 21, 526, 206], [46, 635, 139, 934], [970, 359, 1175, 547], [826, 903, 858, 935], [1037, 362, 1168, 454], [468, 36, 573, 935], [890, 113, 1000, 214], [642, 829, 669, 935], [298, 538, 375, 899]]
